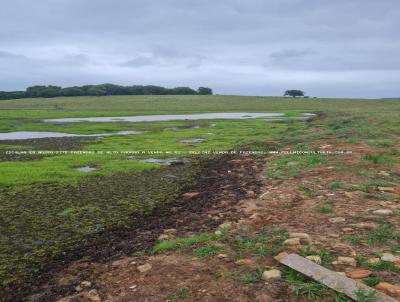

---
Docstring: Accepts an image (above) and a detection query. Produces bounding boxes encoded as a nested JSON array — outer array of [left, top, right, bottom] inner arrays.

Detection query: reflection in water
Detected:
[[0, 130, 143, 140]]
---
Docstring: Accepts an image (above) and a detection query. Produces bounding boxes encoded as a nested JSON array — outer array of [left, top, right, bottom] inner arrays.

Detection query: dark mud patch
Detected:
[[0, 137, 99, 151], [0, 151, 45, 161], [2, 154, 264, 302]]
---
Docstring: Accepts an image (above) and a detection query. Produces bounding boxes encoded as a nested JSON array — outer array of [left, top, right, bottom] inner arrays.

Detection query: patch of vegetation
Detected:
[[152, 232, 222, 254], [364, 153, 393, 164], [317, 200, 335, 214], [193, 244, 224, 258], [231, 228, 288, 259], [284, 269, 326, 300], [0, 153, 157, 187], [170, 288, 190, 302], [346, 234, 363, 246], [357, 180, 391, 193], [367, 223, 399, 246], [327, 181, 344, 190], [357, 256, 400, 273], [363, 277, 381, 287], [354, 287, 377, 302], [0, 161, 202, 288], [239, 268, 264, 285], [267, 153, 328, 179]]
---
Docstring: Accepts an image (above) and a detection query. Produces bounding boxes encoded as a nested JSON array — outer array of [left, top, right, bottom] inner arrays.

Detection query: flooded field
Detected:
[[43, 112, 287, 123], [0, 130, 143, 140]]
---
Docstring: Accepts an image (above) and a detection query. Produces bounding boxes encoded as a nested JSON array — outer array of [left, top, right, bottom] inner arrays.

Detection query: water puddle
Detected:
[[43, 112, 289, 123], [179, 139, 206, 144], [77, 166, 97, 172], [0, 130, 143, 140]]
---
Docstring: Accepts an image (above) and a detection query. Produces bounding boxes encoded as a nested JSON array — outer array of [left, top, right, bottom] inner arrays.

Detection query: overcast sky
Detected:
[[1, 0, 399, 98]]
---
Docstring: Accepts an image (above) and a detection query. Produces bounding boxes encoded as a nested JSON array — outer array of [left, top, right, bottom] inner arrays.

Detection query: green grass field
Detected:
[[0, 95, 399, 290]]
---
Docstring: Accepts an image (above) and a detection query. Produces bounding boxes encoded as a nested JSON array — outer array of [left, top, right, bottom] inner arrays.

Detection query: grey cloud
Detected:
[[0, 0, 399, 97], [270, 49, 315, 60], [0, 50, 25, 59], [120, 56, 157, 67]]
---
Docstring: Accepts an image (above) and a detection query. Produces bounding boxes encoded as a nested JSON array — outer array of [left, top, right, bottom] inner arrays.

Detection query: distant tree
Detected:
[[26, 85, 62, 97], [0, 83, 211, 100], [62, 86, 85, 96], [143, 85, 168, 95], [87, 85, 107, 96], [168, 87, 198, 95], [198, 87, 213, 95], [284, 90, 305, 98]]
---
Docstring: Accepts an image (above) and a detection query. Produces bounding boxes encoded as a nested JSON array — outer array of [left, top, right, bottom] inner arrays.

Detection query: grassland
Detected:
[[0, 95, 399, 297]]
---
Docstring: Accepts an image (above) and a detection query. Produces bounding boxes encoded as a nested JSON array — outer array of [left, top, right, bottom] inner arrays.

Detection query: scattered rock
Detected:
[[289, 233, 311, 244], [111, 258, 132, 267], [345, 269, 372, 279], [283, 238, 301, 246], [373, 209, 393, 216], [334, 257, 357, 267], [378, 187, 395, 193], [81, 281, 92, 288], [214, 230, 223, 236], [246, 190, 256, 197], [342, 227, 354, 233], [87, 289, 101, 302], [375, 282, 400, 299], [217, 254, 228, 259], [137, 263, 152, 273], [249, 213, 264, 225], [75, 285, 83, 292], [379, 171, 390, 177], [57, 275, 76, 287], [381, 253, 400, 263], [350, 222, 377, 230], [219, 221, 232, 229], [305, 255, 322, 264], [332, 243, 357, 257], [262, 269, 282, 281], [157, 234, 170, 241], [329, 217, 346, 223], [367, 258, 381, 264], [234, 258, 257, 266], [182, 192, 200, 201], [163, 228, 177, 235]]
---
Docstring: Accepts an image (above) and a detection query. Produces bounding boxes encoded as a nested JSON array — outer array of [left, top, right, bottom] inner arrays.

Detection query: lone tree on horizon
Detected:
[[284, 90, 305, 98]]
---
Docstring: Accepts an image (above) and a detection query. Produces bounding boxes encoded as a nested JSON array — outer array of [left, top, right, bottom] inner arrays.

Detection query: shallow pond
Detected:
[[0, 130, 143, 140], [77, 166, 97, 172], [43, 112, 291, 123]]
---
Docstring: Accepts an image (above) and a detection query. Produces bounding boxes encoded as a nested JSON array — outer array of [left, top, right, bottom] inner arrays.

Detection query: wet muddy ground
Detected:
[[1, 153, 264, 302]]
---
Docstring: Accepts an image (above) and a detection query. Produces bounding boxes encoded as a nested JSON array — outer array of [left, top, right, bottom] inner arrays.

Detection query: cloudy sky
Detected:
[[1, 0, 399, 98]]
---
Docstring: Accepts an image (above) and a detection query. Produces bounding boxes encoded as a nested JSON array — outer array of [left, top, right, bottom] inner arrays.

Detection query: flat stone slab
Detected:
[[278, 253, 398, 302]]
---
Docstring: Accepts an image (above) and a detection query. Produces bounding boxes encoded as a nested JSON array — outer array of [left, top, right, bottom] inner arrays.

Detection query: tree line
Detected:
[[0, 84, 213, 100]]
